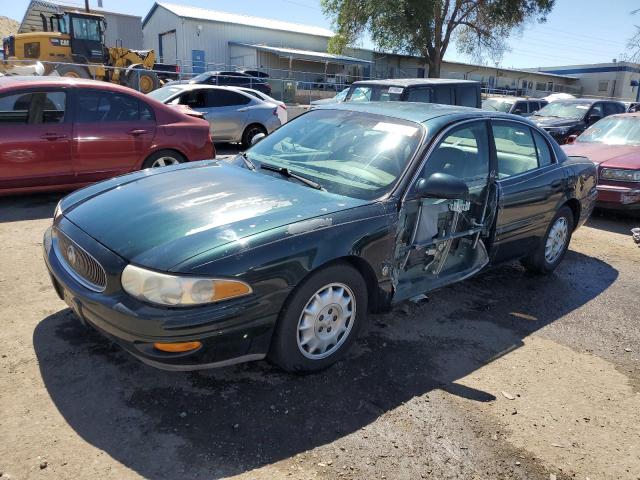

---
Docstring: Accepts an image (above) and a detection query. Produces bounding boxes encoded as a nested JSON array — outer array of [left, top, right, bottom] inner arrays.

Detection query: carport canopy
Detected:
[[229, 42, 373, 66]]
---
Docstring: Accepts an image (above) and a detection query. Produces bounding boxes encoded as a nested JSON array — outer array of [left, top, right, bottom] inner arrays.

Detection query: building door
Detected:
[[159, 30, 176, 64], [192, 50, 205, 74]]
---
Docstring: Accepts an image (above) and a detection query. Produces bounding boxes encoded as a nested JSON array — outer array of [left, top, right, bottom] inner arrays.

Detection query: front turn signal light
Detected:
[[153, 341, 202, 353]]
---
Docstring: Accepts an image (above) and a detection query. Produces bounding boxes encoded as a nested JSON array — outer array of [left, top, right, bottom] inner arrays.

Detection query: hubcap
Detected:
[[545, 217, 568, 264], [151, 156, 179, 168], [296, 283, 356, 360]]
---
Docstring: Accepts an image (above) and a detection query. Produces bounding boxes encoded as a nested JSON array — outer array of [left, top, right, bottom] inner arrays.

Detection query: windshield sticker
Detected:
[[373, 122, 419, 136], [575, 105, 589, 109], [388, 86, 404, 95]]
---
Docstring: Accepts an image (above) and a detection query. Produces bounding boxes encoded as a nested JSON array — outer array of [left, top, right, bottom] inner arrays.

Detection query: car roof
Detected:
[[315, 101, 515, 124], [553, 98, 624, 105], [0, 76, 158, 101], [485, 97, 543, 102], [352, 78, 479, 87]]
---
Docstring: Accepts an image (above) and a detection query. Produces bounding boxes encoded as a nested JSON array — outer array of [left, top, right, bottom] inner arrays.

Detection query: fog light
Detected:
[[153, 341, 202, 353]]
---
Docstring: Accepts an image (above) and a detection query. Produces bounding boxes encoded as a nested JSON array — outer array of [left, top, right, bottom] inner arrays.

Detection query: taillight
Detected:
[[281, 104, 287, 110], [175, 65, 181, 73]]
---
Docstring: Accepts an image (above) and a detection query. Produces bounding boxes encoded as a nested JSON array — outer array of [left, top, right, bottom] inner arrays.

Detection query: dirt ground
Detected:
[[0, 190, 639, 480]]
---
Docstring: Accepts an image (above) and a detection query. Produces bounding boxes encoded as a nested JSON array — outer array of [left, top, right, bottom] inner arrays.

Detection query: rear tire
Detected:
[[268, 263, 368, 373], [241, 124, 267, 149], [142, 150, 185, 169], [521, 206, 574, 274], [52, 64, 90, 79]]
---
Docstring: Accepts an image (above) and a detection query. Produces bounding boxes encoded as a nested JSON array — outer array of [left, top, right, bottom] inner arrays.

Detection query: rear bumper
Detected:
[[43, 225, 277, 370]]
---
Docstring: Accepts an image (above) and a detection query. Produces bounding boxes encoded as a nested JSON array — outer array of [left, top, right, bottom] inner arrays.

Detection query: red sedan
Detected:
[[0, 76, 215, 196], [563, 113, 640, 212]]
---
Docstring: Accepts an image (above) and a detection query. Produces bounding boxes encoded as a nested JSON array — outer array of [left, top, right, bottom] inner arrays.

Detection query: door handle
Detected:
[[128, 129, 148, 136], [40, 133, 67, 141]]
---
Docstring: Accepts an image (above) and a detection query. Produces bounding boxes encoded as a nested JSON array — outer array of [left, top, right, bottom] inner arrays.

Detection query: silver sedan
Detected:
[[148, 84, 282, 148]]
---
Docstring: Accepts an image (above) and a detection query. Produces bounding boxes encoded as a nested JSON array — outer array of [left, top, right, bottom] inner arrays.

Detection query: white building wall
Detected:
[[103, 13, 143, 49], [142, 6, 183, 64]]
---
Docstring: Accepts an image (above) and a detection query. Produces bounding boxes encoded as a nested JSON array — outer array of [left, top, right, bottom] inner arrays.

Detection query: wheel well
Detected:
[[141, 148, 186, 168], [325, 256, 381, 313], [564, 198, 581, 230], [243, 123, 266, 135]]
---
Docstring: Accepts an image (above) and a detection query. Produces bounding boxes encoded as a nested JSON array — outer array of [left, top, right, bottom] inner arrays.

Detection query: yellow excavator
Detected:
[[1, 8, 160, 93]]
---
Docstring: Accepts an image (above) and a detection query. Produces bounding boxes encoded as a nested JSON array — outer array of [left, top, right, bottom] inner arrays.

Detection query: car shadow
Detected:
[[33, 250, 617, 479], [0, 193, 62, 223], [587, 209, 638, 235]]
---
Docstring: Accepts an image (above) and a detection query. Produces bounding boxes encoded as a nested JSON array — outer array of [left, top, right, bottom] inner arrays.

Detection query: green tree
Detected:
[[321, 0, 555, 78]]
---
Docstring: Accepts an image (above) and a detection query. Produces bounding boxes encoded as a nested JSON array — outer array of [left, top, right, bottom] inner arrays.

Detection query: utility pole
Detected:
[[85, 0, 90, 13]]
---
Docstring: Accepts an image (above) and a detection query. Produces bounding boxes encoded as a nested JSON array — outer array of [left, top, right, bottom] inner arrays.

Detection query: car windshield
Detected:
[[534, 101, 591, 120], [578, 116, 640, 146], [147, 86, 184, 103], [482, 99, 513, 112], [246, 109, 423, 200], [346, 85, 403, 102], [335, 88, 348, 101]]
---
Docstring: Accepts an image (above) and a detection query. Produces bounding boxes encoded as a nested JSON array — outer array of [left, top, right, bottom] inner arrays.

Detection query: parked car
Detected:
[[230, 86, 287, 124], [0, 76, 214, 196], [562, 113, 640, 212], [148, 84, 282, 148], [482, 97, 548, 117], [44, 102, 596, 372], [239, 70, 269, 79], [165, 71, 272, 95], [344, 79, 482, 108], [531, 98, 625, 144], [310, 87, 349, 106]]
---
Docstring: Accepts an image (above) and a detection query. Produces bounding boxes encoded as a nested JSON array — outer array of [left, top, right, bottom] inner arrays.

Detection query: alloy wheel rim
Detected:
[[151, 156, 179, 168], [296, 283, 356, 360], [545, 217, 568, 264]]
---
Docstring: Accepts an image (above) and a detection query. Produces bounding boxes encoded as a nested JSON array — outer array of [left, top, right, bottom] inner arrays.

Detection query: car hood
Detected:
[[63, 161, 368, 270], [562, 143, 640, 168], [531, 116, 580, 128]]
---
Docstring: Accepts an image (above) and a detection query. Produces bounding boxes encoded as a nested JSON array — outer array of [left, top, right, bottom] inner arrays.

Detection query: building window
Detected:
[[598, 81, 609, 92]]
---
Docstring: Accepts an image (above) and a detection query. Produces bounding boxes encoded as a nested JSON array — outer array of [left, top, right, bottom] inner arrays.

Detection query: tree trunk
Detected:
[[427, 57, 441, 78]]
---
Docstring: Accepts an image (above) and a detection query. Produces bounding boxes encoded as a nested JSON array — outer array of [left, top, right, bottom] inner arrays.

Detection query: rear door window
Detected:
[[206, 90, 251, 107], [406, 88, 432, 103], [75, 90, 148, 123], [434, 86, 453, 105], [456, 86, 478, 107], [492, 121, 539, 178]]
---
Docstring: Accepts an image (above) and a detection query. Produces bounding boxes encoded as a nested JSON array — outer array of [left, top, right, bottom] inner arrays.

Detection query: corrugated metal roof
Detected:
[[146, 1, 334, 38], [231, 42, 372, 65]]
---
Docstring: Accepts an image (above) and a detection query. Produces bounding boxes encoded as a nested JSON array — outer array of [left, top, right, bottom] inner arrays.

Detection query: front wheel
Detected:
[[269, 263, 368, 373], [522, 206, 574, 274], [241, 124, 267, 149]]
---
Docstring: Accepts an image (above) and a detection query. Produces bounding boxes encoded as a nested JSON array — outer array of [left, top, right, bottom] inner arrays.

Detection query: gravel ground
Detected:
[[0, 187, 638, 480]]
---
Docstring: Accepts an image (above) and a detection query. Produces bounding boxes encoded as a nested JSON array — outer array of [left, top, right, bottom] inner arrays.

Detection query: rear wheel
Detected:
[[522, 206, 574, 274], [52, 64, 90, 79], [268, 263, 368, 373], [142, 150, 185, 169], [241, 124, 267, 149]]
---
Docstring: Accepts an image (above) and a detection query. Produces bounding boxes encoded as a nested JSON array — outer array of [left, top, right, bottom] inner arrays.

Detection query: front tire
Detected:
[[522, 206, 574, 274], [269, 263, 368, 373], [142, 150, 185, 169]]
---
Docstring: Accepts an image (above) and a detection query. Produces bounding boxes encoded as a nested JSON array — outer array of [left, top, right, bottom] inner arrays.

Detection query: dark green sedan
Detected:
[[44, 102, 597, 372]]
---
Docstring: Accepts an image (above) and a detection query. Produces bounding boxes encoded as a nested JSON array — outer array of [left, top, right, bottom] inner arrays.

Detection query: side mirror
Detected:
[[415, 173, 469, 201], [566, 134, 578, 144], [251, 132, 266, 146]]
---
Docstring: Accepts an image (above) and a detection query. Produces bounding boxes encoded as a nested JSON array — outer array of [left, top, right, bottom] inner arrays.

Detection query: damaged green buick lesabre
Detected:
[[44, 102, 597, 372]]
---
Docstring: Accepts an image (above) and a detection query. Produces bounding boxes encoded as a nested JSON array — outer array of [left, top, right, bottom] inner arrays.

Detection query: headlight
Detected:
[[53, 201, 62, 221], [600, 168, 640, 182], [121, 264, 252, 307]]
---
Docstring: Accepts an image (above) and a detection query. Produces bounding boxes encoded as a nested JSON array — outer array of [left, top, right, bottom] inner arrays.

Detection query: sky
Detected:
[[4, 0, 638, 69]]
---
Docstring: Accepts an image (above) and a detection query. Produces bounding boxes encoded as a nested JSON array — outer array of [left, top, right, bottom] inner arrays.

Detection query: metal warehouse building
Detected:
[[19, 0, 143, 49], [142, 1, 372, 82]]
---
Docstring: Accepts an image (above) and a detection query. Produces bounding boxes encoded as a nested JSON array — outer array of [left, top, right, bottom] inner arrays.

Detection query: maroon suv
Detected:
[[0, 76, 215, 196]]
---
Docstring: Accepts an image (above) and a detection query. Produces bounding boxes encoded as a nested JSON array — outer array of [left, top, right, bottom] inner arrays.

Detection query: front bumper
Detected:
[[43, 224, 277, 370], [596, 184, 640, 211]]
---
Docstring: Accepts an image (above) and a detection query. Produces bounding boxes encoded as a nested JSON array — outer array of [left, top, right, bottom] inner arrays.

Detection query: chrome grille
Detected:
[[55, 229, 107, 292]]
